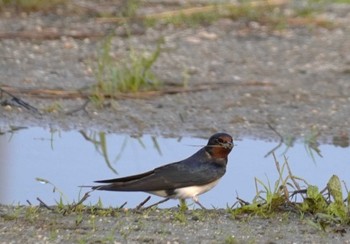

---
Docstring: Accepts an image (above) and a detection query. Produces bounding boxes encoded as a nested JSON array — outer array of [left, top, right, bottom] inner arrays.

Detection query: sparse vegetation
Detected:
[[90, 36, 163, 106], [229, 154, 350, 231], [43, 102, 62, 113], [132, 0, 338, 29], [1, 0, 341, 29], [143, 2, 287, 28], [0, 0, 66, 11], [119, 0, 141, 18]]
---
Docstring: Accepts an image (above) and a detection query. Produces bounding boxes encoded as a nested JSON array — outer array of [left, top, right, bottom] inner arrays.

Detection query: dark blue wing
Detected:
[[93, 148, 227, 191]]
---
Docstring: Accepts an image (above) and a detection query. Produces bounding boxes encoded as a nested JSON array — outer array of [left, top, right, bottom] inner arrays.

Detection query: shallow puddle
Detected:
[[0, 127, 349, 209]]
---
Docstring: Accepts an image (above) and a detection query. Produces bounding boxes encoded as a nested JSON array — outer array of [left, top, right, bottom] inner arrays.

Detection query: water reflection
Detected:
[[79, 131, 166, 174], [264, 124, 322, 161], [0, 127, 349, 209]]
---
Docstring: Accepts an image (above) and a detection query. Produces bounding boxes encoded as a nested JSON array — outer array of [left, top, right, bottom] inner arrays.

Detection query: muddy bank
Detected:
[[0, 2, 349, 144], [1, 205, 350, 243]]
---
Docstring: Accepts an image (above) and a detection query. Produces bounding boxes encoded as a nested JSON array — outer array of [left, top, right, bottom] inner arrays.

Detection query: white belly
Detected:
[[174, 179, 220, 199], [149, 179, 220, 200]]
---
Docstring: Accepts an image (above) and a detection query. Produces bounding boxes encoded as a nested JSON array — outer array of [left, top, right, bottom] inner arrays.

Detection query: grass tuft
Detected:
[[0, 0, 66, 11], [91, 36, 163, 105], [229, 154, 350, 230]]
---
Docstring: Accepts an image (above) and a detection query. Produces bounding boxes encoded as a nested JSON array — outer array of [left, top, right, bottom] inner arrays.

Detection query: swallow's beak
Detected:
[[224, 142, 234, 150]]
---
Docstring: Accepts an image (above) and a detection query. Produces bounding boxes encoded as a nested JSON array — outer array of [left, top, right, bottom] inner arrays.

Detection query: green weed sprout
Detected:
[[91, 36, 163, 105]]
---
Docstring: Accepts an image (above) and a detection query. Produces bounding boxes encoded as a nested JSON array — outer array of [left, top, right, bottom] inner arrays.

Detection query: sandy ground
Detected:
[[1, 0, 350, 243]]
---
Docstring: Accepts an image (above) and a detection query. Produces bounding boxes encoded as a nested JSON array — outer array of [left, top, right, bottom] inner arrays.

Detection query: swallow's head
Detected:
[[206, 133, 234, 159]]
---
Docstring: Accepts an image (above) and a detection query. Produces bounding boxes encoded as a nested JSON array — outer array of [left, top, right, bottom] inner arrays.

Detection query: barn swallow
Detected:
[[91, 132, 234, 209]]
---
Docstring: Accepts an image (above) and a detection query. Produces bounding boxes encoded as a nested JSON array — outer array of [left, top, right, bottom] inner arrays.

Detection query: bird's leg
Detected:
[[143, 198, 170, 210], [193, 196, 206, 210]]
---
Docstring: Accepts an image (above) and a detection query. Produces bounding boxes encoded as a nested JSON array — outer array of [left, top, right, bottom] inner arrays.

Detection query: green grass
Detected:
[[2, 0, 348, 25], [119, 0, 140, 18], [230, 154, 295, 217], [144, 2, 286, 28], [229, 154, 350, 230], [141, 0, 344, 30], [0, 0, 66, 11], [143, 0, 340, 29], [43, 102, 62, 113], [91, 36, 163, 105], [145, 8, 221, 28]]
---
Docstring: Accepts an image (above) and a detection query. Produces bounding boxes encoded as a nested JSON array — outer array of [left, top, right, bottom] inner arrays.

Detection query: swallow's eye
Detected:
[[217, 138, 224, 143]]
